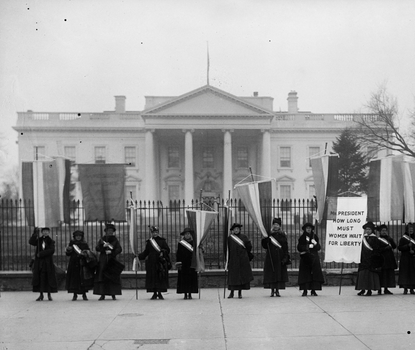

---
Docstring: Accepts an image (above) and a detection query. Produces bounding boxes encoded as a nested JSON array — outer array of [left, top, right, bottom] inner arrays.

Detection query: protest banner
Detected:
[[324, 197, 367, 263]]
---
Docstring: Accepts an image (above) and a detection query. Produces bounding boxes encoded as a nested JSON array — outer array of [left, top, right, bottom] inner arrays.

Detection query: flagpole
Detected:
[[339, 262, 344, 295], [224, 190, 231, 299], [199, 189, 203, 300]]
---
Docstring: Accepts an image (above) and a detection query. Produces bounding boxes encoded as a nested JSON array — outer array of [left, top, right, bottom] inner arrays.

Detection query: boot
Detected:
[[410, 289, 415, 295], [72, 293, 77, 301], [99, 295, 105, 300], [184, 293, 188, 300], [365, 290, 372, 296], [275, 290, 280, 297], [188, 293, 192, 299], [227, 291, 234, 299], [377, 289, 382, 295], [311, 290, 318, 296], [157, 292, 164, 300], [357, 290, 365, 296], [151, 292, 157, 300], [302, 290, 307, 297], [112, 295, 116, 300], [47, 293, 53, 301], [403, 288, 408, 295], [238, 290, 242, 299], [270, 289, 275, 297], [36, 293, 44, 301], [82, 293, 88, 300], [384, 288, 393, 295]]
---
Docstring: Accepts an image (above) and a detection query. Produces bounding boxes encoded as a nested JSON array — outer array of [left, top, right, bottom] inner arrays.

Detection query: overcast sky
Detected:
[[1, 0, 415, 171]]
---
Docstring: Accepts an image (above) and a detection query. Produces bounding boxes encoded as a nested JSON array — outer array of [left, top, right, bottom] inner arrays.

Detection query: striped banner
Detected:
[[129, 200, 140, 271], [186, 209, 218, 272], [368, 156, 404, 222], [402, 159, 415, 222], [234, 180, 274, 238], [22, 158, 71, 227], [310, 155, 339, 222]]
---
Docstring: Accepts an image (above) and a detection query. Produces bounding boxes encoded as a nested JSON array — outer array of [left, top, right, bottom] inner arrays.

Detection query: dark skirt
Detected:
[[379, 268, 396, 288], [177, 269, 198, 294], [228, 282, 251, 291], [263, 282, 286, 290], [93, 280, 122, 296], [299, 281, 322, 291], [355, 270, 380, 290], [33, 268, 58, 293]]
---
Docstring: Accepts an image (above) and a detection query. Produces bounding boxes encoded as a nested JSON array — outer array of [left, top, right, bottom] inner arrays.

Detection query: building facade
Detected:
[[14, 84, 382, 203]]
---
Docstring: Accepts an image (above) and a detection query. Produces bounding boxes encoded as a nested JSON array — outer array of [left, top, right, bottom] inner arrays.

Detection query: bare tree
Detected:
[[355, 84, 415, 158]]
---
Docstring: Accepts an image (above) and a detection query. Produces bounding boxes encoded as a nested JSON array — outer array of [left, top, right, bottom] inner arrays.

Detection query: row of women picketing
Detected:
[[29, 219, 415, 301]]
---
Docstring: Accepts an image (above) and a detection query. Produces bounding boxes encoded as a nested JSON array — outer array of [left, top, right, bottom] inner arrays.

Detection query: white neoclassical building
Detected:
[[14, 84, 382, 203]]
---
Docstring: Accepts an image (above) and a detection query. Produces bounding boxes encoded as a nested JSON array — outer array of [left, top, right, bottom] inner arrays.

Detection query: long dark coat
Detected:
[[93, 235, 122, 296], [262, 231, 289, 289], [176, 240, 198, 294], [297, 231, 324, 290], [227, 233, 253, 290], [138, 236, 171, 292], [29, 233, 58, 293], [355, 234, 386, 290], [379, 235, 397, 288], [65, 240, 95, 293], [398, 233, 415, 288]]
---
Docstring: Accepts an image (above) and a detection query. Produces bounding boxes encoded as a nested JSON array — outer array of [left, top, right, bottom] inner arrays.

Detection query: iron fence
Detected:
[[0, 198, 408, 272]]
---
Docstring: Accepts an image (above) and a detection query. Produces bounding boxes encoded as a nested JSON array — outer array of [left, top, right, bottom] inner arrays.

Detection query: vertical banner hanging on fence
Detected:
[[186, 209, 218, 272], [78, 164, 126, 221], [223, 202, 233, 269], [310, 154, 340, 222], [234, 180, 275, 238], [402, 159, 415, 222], [129, 200, 140, 271], [324, 197, 367, 263], [22, 158, 71, 227], [367, 156, 404, 222]]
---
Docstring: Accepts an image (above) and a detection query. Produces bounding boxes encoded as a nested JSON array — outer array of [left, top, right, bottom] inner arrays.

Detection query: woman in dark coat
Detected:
[[377, 224, 397, 295], [227, 223, 254, 299], [398, 222, 415, 294], [262, 218, 289, 297], [65, 230, 95, 301], [297, 223, 324, 296], [176, 227, 198, 299], [356, 222, 387, 296], [93, 224, 123, 300], [29, 227, 58, 301], [138, 225, 171, 300]]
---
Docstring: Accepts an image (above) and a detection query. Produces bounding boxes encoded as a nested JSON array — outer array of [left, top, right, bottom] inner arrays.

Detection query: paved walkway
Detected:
[[1, 286, 414, 350]]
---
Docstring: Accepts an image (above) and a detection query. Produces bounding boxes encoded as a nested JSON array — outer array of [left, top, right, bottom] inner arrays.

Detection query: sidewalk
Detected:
[[1, 286, 414, 350]]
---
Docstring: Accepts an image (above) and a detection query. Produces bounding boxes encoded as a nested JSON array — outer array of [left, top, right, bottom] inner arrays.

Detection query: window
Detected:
[[168, 147, 180, 168], [64, 146, 76, 164], [308, 147, 320, 167], [125, 146, 137, 167], [33, 146, 46, 160], [279, 147, 291, 168], [168, 185, 180, 211], [94, 146, 106, 164], [237, 147, 248, 168], [280, 184, 291, 212], [203, 147, 214, 168]]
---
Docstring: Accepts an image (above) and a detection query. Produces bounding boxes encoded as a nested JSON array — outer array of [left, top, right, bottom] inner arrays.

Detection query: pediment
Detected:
[[275, 175, 296, 182], [142, 85, 273, 116]]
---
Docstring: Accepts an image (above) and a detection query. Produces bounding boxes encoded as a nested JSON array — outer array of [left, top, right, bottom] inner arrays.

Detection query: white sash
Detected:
[[378, 237, 391, 247], [230, 234, 246, 249], [269, 236, 282, 249], [73, 244, 82, 255], [403, 235, 415, 245], [179, 239, 194, 252], [362, 237, 374, 251], [149, 238, 161, 253]]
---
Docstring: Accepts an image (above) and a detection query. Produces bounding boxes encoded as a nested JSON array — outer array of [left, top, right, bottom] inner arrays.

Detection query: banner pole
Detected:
[[135, 269, 138, 300], [339, 262, 344, 295]]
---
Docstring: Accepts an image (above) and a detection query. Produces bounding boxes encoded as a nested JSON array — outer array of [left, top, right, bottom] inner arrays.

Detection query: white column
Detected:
[[262, 130, 271, 178], [223, 130, 233, 199], [184, 129, 194, 205], [145, 130, 156, 201]]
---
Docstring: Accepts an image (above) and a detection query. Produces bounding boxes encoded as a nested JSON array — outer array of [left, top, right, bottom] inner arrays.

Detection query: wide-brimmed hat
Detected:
[[378, 224, 388, 231], [180, 227, 194, 235], [362, 222, 375, 231], [230, 223, 243, 231], [104, 224, 116, 232], [272, 218, 282, 225], [72, 230, 84, 238], [302, 223, 314, 231], [149, 225, 159, 232], [41, 227, 51, 232]]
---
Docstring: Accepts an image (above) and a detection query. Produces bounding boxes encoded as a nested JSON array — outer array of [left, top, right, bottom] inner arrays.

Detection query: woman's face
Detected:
[[408, 225, 414, 234], [184, 232, 192, 240], [365, 227, 373, 235], [305, 227, 312, 234], [74, 235, 82, 241]]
